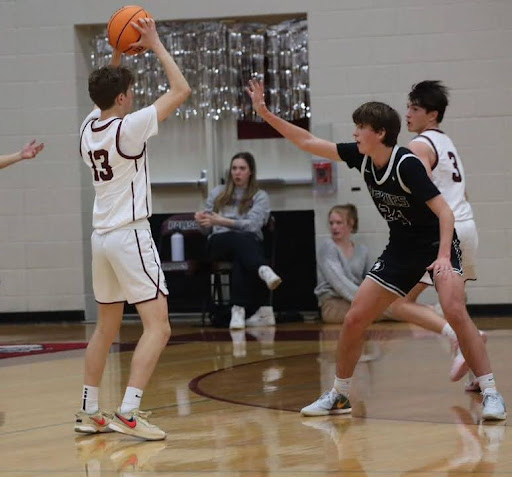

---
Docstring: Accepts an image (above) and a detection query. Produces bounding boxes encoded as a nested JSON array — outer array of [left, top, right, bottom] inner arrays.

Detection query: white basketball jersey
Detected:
[[79, 105, 158, 233], [411, 129, 473, 221]]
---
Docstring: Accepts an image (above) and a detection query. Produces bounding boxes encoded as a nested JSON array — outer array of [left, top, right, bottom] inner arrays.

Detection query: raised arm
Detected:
[[0, 140, 44, 170], [246, 79, 341, 161], [130, 18, 191, 122], [110, 48, 122, 67]]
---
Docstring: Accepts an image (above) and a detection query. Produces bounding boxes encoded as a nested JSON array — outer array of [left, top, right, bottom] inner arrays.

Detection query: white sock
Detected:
[[82, 385, 99, 414], [333, 376, 351, 397], [120, 386, 143, 414], [441, 323, 457, 340], [477, 373, 497, 393]]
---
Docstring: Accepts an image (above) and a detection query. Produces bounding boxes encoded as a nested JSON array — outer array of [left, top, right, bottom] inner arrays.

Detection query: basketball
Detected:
[[107, 5, 152, 55]]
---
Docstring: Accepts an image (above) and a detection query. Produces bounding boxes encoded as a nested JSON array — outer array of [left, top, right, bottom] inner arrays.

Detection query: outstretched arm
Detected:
[[0, 140, 44, 170], [130, 18, 191, 122], [246, 79, 341, 161]]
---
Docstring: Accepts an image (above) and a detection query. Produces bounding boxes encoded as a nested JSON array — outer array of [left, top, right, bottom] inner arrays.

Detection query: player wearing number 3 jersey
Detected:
[[75, 17, 191, 440], [389, 81, 482, 390], [407, 81, 476, 282]]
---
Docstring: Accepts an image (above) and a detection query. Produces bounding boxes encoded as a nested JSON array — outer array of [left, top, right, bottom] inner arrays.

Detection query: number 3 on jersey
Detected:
[[88, 149, 113, 182], [448, 151, 462, 183]]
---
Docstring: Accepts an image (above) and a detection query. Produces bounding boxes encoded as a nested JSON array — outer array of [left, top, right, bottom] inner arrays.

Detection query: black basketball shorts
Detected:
[[367, 237, 463, 297]]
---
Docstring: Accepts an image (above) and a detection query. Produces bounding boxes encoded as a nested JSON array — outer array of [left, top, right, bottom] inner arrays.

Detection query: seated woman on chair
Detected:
[[195, 151, 282, 329]]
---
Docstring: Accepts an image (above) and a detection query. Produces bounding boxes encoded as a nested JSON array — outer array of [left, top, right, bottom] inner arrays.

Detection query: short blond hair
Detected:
[[328, 204, 359, 233]]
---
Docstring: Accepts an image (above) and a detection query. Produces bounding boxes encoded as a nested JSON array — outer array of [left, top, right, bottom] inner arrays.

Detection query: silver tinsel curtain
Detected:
[[90, 19, 309, 121]]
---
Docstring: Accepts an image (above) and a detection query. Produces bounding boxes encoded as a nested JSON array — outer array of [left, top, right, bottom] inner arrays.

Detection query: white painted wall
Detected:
[[0, 0, 510, 317]]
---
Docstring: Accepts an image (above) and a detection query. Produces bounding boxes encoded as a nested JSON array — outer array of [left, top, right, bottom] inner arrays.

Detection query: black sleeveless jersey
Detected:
[[337, 143, 441, 246]]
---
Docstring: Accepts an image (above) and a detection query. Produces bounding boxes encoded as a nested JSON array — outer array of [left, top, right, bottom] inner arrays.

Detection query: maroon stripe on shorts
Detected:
[[134, 230, 159, 292], [147, 230, 162, 295]]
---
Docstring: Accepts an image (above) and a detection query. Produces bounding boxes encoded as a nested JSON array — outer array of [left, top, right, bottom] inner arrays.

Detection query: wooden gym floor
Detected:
[[1, 316, 511, 476]]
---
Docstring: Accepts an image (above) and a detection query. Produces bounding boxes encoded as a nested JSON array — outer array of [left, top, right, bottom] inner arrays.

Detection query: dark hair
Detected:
[[88, 66, 134, 111], [408, 80, 449, 123], [352, 102, 401, 147], [328, 204, 359, 233], [214, 152, 259, 215]]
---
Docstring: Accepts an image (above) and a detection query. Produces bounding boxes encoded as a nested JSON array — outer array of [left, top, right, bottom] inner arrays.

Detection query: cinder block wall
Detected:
[[0, 0, 510, 318]]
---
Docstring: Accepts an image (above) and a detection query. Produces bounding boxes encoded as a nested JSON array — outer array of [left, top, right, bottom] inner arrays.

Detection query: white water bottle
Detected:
[[171, 232, 185, 262]]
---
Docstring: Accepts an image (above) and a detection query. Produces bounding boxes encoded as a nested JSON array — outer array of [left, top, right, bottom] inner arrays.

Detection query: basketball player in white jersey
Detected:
[[389, 81, 483, 390], [74, 18, 191, 440], [0, 140, 44, 169]]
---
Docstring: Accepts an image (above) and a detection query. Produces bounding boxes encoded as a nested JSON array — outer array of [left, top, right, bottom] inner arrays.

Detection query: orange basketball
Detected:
[[107, 5, 152, 55]]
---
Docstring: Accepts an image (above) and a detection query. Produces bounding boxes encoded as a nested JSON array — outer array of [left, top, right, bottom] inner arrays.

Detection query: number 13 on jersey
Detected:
[[88, 149, 113, 182]]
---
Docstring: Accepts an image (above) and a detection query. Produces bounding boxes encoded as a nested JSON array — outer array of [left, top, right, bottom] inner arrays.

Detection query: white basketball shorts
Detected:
[[91, 228, 168, 304], [419, 218, 478, 285]]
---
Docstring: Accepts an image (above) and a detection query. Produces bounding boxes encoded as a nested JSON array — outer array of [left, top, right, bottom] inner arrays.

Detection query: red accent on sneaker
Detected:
[[116, 413, 137, 429], [90, 416, 106, 426]]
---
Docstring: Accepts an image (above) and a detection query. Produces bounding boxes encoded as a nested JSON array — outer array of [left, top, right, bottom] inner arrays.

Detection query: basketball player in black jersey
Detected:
[[246, 79, 506, 421]]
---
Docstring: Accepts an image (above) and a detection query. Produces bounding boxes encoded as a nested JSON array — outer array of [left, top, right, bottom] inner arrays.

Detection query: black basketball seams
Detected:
[[114, 8, 144, 52]]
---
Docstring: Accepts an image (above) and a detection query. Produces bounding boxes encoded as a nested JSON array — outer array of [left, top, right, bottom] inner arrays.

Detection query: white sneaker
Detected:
[[74, 410, 114, 434], [300, 389, 352, 417], [246, 306, 276, 327], [258, 266, 282, 290], [481, 389, 507, 421], [109, 409, 167, 440], [229, 305, 245, 329]]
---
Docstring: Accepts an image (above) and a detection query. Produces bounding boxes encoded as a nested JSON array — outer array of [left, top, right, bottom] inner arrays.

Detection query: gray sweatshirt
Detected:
[[314, 238, 372, 303], [201, 185, 270, 241]]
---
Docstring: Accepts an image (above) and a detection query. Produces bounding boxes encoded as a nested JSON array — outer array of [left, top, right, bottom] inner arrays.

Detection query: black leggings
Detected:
[[207, 232, 269, 310]]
